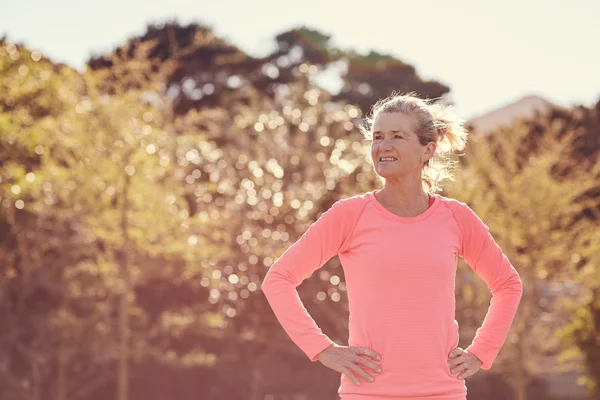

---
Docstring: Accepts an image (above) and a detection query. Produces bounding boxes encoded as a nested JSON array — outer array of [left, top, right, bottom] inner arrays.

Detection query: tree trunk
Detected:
[[506, 217, 530, 400], [57, 326, 67, 400], [117, 173, 131, 400], [514, 336, 528, 400], [32, 360, 41, 400]]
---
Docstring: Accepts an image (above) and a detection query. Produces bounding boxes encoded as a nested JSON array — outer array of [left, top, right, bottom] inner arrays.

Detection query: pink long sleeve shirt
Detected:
[[261, 190, 523, 400]]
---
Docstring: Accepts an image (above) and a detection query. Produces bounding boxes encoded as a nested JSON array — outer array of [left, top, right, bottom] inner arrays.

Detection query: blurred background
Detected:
[[0, 1, 599, 399]]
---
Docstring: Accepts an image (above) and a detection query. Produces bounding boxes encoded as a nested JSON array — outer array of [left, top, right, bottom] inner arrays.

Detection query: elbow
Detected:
[[513, 269, 524, 298], [490, 270, 523, 298], [261, 272, 276, 297], [261, 268, 294, 298]]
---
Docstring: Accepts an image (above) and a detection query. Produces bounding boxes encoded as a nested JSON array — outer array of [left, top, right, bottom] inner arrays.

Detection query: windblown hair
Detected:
[[360, 91, 469, 193]]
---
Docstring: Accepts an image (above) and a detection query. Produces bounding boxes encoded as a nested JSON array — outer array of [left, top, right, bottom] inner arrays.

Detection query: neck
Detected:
[[382, 174, 429, 199], [376, 181, 432, 217]]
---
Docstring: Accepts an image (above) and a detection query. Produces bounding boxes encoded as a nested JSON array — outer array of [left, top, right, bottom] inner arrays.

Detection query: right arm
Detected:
[[261, 197, 360, 361]]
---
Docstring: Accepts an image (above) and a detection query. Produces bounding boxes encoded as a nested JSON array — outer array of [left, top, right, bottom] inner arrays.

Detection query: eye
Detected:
[[373, 134, 403, 140]]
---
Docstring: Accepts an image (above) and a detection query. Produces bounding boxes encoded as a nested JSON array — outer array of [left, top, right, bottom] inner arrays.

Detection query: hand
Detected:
[[316, 343, 383, 386], [447, 347, 482, 380]]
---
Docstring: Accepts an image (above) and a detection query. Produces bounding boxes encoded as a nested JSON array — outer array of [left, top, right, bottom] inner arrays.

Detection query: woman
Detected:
[[261, 92, 523, 400]]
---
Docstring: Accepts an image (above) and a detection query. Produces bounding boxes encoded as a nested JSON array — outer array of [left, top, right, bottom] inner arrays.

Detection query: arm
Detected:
[[453, 201, 523, 370], [261, 197, 362, 361]]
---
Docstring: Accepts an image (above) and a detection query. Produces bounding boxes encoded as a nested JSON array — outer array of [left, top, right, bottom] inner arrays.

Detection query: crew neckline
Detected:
[[366, 189, 441, 223]]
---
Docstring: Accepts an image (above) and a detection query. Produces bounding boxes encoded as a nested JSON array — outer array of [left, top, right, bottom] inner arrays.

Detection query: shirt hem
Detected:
[[340, 394, 466, 400]]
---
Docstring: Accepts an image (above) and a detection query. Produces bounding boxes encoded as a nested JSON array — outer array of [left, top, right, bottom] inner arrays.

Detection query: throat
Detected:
[[375, 192, 433, 218]]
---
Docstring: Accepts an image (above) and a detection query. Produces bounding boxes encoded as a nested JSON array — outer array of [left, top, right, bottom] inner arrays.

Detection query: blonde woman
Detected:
[[262, 92, 523, 400]]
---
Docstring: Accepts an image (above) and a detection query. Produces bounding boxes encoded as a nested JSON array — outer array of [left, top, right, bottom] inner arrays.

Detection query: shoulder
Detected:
[[438, 194, 475, 215], [314, 192, 371, 225], [310, 193, 370, 252], [325, 191, 370, 216], [438, 194, 488, 231], [337, 191, 371, 207], [438, 194, 467, 209]]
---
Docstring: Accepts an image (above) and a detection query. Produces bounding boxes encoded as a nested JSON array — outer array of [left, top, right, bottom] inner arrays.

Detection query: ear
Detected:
[[422, 142, 436, 163]]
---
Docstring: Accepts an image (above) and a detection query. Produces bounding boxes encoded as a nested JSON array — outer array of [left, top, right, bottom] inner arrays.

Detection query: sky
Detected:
[[1, 0, 599, 119]]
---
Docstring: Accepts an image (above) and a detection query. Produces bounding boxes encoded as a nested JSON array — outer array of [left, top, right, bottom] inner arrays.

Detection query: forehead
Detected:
[[372, 112, 416, 134]]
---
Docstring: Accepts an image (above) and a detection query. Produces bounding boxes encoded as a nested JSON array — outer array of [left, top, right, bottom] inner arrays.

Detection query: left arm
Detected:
[[454, 201, 523, 370]]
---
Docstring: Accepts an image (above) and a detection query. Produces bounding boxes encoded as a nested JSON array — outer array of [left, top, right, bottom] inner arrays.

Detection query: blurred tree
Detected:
[[267, 26, 451, 114], [272, 27, 341, 66], [334, 50, 450, 114], [155, 67, 378, 399], [81, 21, 464, 400], [87, 21, 294, 116], [447, 110, 600, 400], [1, 40, 220, 400], [550, 102, 600, 400], [87, 22, 451, 120], [48, 76, 223, 400], [469, 98, 600, 399], [5, 19, 598, 400], [0, 40, 100, 400]]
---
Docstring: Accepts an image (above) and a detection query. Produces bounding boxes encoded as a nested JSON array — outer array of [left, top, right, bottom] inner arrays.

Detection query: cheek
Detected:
[[370, 145, 377, 158]]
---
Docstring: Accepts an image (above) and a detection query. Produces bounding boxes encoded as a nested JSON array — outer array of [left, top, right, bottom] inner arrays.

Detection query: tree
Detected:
[[0, 39, 101, 400], [446, 113, 600, 400], [334, 50, 450, 114], [0, 39, 219, 400]]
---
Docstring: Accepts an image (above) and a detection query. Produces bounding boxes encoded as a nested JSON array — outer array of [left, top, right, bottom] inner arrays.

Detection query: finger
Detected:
[[355, 347, 382, 361], [353, 356, 383, 374], [341, 367, 362, 386], [466, 352, 482, 368], [448, 354, 466, 368], [448, 347, 464, 359], [450, 363, 467, 375], [458, 368, 474, 380], [348, 363, 375, 383]]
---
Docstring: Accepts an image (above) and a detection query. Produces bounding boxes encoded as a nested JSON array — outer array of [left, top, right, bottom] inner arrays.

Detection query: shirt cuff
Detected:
[[308, 337, 336, 362]]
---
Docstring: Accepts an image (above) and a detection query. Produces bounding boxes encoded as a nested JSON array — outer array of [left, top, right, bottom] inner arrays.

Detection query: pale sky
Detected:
[[1, 0, 598, 119]]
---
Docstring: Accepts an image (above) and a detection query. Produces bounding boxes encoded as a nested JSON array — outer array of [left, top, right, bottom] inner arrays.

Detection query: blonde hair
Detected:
[[359, 91, 469, 193]]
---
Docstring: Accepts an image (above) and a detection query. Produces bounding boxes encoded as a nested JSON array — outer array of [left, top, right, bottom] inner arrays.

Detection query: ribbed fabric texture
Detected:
[[261, 190, 523, 400]]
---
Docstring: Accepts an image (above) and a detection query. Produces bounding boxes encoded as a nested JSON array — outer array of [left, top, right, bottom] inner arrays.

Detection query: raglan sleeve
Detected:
[[261, 197, 361, 362], [455, 201, 523, 370]]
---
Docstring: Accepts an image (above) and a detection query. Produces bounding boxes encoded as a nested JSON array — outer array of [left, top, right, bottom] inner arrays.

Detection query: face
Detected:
[[370, 112, 436, 180]]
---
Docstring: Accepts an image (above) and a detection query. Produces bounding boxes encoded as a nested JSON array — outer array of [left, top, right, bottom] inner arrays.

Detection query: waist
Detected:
[[341, 393, 466, 400], [338, 368, 466, 399], [342, 323, 462, 399]]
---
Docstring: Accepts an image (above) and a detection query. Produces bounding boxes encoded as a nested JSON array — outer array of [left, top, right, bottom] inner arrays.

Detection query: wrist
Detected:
[[317, 343, 335, 360], [467, 350, 483, 365]]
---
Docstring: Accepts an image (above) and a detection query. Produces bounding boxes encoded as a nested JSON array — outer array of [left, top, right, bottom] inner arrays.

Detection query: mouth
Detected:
[[379, 157, 398, 163]]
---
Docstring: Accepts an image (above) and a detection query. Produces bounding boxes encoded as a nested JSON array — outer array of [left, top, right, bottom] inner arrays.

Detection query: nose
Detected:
[[379, 137, 394, 150]]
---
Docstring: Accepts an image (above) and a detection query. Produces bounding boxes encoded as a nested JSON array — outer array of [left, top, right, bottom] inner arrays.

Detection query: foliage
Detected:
[[1, 20, 599, 400]]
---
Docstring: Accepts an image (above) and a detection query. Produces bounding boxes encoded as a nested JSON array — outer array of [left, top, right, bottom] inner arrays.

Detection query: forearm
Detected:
[[262, 269, 335, 361], [466, 244, 523, 369]]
